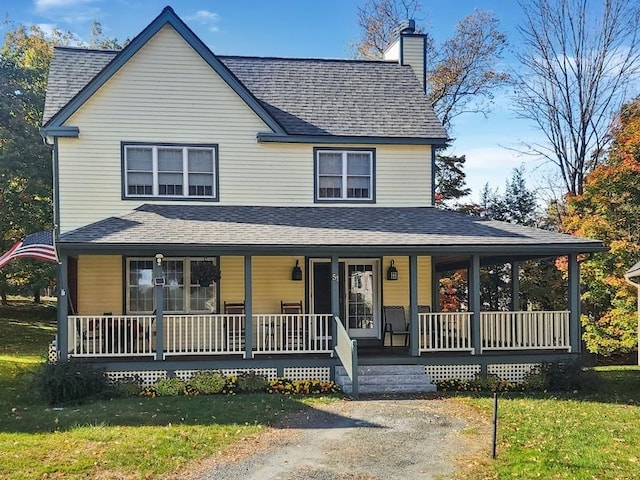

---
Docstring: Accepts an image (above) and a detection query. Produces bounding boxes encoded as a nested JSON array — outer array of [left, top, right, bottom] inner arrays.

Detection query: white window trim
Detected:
[[315, 149, 374, 201], [123, 144, 217, 199], [126, 257, 218, 314]]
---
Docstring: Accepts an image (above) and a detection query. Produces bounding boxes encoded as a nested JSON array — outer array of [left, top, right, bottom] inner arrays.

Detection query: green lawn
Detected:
[[0, 300, 331, 479], [2, 300, 640, 479], [456, 365, 640, 480]]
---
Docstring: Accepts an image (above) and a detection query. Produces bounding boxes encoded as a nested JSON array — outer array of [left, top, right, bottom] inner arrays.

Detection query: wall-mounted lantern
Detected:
[[386, 260, 399, 281], [291, 259, 303, 281]]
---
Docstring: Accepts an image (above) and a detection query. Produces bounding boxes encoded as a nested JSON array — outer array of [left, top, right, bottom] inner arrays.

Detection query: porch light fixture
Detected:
[[387, 260, 399, 281], [155, 253, 164, 267], [291, 259, 303, 281]]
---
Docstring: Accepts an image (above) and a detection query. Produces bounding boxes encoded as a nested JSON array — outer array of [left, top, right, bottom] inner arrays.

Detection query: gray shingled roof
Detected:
[[60, 205, 604, 257], [43, 47, 119, 125], [43, 47, 448, 139], [219, 56, 446, 138]]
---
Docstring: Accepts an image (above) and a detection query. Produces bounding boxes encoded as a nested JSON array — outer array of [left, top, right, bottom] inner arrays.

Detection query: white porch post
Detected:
[[154, 257, 164, 361], [244, 255, 253, 359], [568, 253, 581, 352], [511, 261, 520, 311], [409, 254, 419, 356], [57, 253, 68, 361], [330, 255, 339, 348], [469, 255, 481, 354]]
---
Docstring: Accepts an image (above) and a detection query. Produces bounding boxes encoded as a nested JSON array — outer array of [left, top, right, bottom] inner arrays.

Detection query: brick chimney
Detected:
[[383, 20, 427, 92]]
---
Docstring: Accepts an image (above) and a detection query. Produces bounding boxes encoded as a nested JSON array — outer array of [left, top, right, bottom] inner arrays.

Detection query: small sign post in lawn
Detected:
[[492, 393, 498, 458]]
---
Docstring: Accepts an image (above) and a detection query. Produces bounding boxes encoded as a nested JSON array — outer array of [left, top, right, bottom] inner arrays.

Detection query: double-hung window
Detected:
[[315, 149, 374, 202], [123, 143, 218, 200]]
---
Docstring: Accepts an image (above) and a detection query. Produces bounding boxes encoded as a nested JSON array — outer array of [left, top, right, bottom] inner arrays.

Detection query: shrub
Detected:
[[435, 375, 517, 393], [237, 371, 268, 392], [187, 371, 226, 395], [222, 375, 239, 395], [112, 376, 144, 397], [31, 361, 111, 405], [521, 360, 598, 392], [268, 378, 341, 395], [154, 377, 185, 396]]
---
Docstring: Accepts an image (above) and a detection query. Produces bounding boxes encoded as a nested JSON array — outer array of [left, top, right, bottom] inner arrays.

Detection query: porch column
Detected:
[[568, 254, 581, 353], [469, 255, 481, 355], [154, 258, 164, 361], [330, 255, 339, 347], [409, 255, 419, 356], [511, 261, 520, 311], [57, 253, 68, 361], [244, 255, 253, 359], [432, 262, 439, 312]]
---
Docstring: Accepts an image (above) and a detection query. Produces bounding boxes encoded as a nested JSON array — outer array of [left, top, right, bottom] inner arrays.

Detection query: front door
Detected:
[[310, 259, 380, 339]]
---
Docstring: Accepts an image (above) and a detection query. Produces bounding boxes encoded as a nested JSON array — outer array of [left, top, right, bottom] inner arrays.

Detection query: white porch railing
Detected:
[[68, 313, 333, 358], [418, 312, 474, 353], [163, 314, 245, 356], [253, 314, 332, 354], [69, 315, 155, 357], [481, 311, 570, 352]]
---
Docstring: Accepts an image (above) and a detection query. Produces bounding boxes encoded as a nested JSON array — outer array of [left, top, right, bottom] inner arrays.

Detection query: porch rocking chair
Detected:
[[279, 301, 304, 350], [224, 301, 245, 350], [383, 305, 410, 347]]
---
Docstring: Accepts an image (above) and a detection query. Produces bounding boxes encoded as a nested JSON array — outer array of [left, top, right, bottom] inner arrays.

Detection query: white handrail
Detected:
[[253, 314, 332, 354], [481, 311, 570, 352], [69, 315, 154, 357], [418, 312, 474, 353]]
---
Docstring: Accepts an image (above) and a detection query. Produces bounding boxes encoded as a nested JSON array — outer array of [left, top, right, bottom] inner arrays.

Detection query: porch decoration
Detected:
[[386, 260, 399, 281], [291, 259, 303, 281], [191, 261, 221, 287]]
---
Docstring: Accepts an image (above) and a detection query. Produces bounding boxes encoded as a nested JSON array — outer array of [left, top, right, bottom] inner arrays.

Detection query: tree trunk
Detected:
[[33, 289, 41, 304]]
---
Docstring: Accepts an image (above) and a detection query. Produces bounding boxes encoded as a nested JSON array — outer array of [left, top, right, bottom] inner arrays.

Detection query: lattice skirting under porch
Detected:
[[104, 366, 332, 386], [425, 363, 540, 383]]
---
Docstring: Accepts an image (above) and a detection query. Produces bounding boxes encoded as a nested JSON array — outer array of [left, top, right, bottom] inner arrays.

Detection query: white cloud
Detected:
[[185, 9, 220, 32], [186, 10, 219, 22], [34, 0, 93, 13], [35, 22, 57, 36]]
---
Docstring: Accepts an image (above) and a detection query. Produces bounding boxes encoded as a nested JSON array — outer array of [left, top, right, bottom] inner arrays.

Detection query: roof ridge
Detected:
[[53, 45, 120, 54], [219, 55, 396, 64]]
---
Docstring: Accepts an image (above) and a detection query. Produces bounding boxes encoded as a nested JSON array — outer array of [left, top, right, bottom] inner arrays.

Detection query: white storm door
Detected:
[[345, 260, 379, 338]]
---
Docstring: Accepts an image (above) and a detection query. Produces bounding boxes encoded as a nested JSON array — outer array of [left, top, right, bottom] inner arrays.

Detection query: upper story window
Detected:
[[123, 143, 218, 200], [315, 148, 375, 202]]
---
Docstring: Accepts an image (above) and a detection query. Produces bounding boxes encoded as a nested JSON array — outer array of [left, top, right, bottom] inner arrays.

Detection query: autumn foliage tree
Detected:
[[564, 96, 640, 356]]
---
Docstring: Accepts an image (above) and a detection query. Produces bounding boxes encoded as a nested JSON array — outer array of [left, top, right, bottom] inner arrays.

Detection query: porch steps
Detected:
[[335, 365, 436, 395]]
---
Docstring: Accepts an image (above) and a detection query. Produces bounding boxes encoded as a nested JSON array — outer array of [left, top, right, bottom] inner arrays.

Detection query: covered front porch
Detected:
[[55, 205, 604, 374]]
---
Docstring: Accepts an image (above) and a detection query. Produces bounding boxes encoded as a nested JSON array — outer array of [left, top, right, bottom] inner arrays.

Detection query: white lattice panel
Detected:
[[424, 364, 481, 381], [48, 338, 57, 364], [106, 370, 167, 386], [488, 363, 539, 382], [283, 367, 331, 381]]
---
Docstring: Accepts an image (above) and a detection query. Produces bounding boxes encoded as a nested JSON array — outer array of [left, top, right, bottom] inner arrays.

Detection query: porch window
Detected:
[[315, 148, 375, 202], [123, 143, 218, 200], [126, 257, 218, 313]]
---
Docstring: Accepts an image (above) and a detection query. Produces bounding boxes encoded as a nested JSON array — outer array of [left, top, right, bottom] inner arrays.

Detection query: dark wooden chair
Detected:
[[280, 301, 304, 350], [383, 305, 410, 347], [224, 301, 245, 350]]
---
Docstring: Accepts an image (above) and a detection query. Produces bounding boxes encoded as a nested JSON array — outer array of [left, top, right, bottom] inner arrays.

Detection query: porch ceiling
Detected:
[[59, 205, 605, 259]]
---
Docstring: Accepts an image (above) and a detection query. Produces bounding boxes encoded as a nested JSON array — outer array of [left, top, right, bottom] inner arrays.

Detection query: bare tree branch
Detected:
[[513, 0, 640, 195]]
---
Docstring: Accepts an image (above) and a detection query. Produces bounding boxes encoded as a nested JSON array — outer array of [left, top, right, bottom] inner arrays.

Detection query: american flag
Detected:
[[0, 231, 59, 270]]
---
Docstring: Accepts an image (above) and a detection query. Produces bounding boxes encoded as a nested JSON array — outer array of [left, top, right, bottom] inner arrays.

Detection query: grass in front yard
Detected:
[[0, 300, 334, 479], [455, 366, 640, 480]]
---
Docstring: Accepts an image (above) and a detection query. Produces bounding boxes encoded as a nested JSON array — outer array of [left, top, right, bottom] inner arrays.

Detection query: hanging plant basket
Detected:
[[191, 261, 221, 287]]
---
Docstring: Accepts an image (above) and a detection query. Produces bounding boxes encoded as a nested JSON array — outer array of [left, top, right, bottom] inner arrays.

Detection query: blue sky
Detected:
[[2, 0, 547, 201]]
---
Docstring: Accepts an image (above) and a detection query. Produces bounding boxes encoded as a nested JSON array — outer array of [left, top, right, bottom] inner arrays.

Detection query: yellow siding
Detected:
[[77, 255, 122, 314], [382, 255, 432, 310], [56, 25, 433, 233], [220, 256, 244, 307], [251, 257, 305, 313]]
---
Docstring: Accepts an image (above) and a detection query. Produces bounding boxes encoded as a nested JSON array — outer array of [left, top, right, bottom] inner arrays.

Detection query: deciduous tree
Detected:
[[513, 0, 640, 195]]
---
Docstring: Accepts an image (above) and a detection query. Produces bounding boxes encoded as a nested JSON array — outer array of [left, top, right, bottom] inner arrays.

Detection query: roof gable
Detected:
[[42, 6, 285, 134]]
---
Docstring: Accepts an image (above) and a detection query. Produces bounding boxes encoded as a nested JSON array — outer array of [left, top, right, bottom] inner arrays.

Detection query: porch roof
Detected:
[[59, 205, 605, 264]]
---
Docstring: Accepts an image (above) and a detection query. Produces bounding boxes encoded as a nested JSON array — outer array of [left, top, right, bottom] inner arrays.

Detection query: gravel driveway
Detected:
[[168, 396, 490, 480]]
